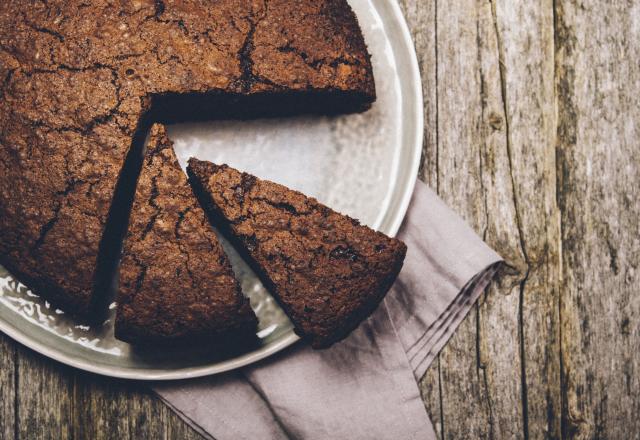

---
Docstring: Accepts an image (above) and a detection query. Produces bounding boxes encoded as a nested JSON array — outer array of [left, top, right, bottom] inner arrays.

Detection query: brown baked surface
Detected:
[[0, 0, 375, 319], [187, 160, 406, 348], [115, 125, 257, 344]]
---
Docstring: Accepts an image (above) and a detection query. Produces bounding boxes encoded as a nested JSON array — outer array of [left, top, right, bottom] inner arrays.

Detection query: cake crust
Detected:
[[0, 0, 375, 319], [187, 160, 406, 348]]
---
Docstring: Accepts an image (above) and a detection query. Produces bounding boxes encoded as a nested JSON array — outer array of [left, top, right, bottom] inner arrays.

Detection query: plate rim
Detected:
[[0, 0, 424, 380]]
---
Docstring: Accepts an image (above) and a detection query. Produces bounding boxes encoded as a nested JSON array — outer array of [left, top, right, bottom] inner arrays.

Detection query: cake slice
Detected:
[[187, 160, 407, 348], [115, 125, 257, 345]]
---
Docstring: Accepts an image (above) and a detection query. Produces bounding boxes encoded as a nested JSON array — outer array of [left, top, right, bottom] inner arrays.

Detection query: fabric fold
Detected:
[[154, 181, 502, 439]]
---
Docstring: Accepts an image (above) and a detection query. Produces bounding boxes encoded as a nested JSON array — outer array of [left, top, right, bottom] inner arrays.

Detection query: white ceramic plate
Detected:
[[0, 0, 423, 380]]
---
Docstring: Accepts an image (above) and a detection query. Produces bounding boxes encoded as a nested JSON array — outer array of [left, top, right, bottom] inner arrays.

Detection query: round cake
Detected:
[[0, 0, 375, 322]]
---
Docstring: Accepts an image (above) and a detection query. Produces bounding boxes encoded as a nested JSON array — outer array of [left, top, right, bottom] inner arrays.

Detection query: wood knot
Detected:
[[487, 112, 504, 131]]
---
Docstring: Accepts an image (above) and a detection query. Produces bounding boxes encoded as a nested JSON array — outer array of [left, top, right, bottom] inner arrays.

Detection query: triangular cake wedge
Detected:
[[115, 125, 257, 345], [187, 160, 407, 349]]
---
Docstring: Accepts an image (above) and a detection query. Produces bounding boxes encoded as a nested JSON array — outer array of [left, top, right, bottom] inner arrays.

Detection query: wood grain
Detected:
[[489, 1, 561, 439], [401, 0, 557, 438], [556, 0, 640, 438], [1, 1, 639, 438], [0, 334, 15, 439], [415, 0, 525, 437], [2, 340, 202, 440], [14, 348, 74, 439], [399, 0, 639, 439], [72, 374, 202, 440]]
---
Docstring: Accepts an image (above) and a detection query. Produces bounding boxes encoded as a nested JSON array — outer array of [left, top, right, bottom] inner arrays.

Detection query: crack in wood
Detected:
[[488, 3, 531, 437]]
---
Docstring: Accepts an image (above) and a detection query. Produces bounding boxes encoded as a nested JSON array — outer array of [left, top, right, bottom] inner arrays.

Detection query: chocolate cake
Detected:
[[115, 125, 257, 344], [187, 160, 407, 348], [0, 0, 375, 319]]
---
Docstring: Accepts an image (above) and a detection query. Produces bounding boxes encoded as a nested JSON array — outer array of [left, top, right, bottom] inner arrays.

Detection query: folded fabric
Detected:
[[154, 181, 502, 439]]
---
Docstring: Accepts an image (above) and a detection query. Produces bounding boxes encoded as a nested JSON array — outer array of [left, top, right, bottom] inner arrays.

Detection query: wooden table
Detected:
[[1, 1, 638, 438]]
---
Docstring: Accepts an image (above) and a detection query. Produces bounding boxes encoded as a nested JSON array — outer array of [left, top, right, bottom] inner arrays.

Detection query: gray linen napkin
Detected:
[[154, 181, 502, 439]]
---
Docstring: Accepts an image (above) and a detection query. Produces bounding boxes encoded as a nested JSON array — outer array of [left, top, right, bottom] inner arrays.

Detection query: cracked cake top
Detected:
[[0, 0, 374, 319], [116, 124, 257, 344], [187, 160, 406, 348]]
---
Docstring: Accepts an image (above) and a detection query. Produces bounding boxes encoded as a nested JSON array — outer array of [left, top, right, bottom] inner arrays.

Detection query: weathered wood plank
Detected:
[[14, 348, 74, 439], [402, 0, 523, 437], [555, 1, 640, 438], [492, 1, 562, 439], [10, 347, 206, 440], [430, 1, 528, 437], [0, 334, 16, 440], [400, 0, 562, 438], [72, 373, 131, 439], [398, 0, 438, 190], [71, 374, 203, 440]]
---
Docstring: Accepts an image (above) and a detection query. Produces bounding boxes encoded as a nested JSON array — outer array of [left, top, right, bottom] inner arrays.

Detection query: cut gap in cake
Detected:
[[90, 114, 154, 323]]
